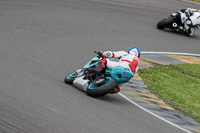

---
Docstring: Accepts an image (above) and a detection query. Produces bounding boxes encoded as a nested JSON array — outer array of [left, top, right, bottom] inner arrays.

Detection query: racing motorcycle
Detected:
[[157, 9, 200, 36], [64, 51, 133, 97]]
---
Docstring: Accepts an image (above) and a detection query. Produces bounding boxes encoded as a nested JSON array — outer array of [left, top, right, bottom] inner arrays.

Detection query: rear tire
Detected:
[[157, 17, 176, 29], [64, 71, 77, 84], [86, 77, 117, 97]]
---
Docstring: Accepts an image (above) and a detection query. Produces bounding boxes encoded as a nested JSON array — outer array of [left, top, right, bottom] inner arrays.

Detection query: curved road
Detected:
[[0, 0, 199, 133]]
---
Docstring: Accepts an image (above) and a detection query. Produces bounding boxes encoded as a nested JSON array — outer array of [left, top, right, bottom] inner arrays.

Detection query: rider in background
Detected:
[[171, 8, 200, 36], [95, 47, 140, 93]]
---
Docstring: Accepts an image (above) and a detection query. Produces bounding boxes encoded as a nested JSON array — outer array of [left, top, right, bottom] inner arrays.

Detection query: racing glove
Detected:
[[99, 51, 104, 56], [97, 51, 114, 58]]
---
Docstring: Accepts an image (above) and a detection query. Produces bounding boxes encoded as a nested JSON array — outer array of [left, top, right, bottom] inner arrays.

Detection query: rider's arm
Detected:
[[101, 51, 128, 59], [185, 8, 198, 17]]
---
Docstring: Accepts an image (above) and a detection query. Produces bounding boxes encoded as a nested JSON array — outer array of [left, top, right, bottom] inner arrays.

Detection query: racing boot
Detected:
[[110, 87, 121, 94], [187, 27, 193, 36], [92, 58, 107, 84]]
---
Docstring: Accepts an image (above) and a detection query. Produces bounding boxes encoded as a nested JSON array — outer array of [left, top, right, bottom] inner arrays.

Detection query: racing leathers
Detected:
[[96, 50, 140, 93], [100, 50, 139, 75]]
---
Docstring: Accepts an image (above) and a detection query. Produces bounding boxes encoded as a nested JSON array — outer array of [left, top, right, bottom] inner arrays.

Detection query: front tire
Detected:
[[86, 77, 117, 97], [64, 71, 77, 84], [157, 17, 176, 29]]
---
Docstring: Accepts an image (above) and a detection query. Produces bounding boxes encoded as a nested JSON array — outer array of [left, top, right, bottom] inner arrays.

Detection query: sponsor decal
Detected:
[[182, 17, 185, 21], [123, 72, 128, 79]]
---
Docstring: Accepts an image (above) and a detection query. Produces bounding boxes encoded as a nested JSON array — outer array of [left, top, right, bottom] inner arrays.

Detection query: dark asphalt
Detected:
[[0, 0, 199, 133]]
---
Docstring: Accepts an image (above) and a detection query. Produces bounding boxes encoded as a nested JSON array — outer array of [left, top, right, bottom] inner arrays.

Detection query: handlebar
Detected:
[[94, 51, 102, 57]]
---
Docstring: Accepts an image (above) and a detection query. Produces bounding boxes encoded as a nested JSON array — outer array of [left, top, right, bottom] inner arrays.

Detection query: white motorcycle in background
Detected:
[[157, 8, 200, 36]]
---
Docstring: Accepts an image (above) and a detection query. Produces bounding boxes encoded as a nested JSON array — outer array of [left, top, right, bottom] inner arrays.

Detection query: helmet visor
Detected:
[[129, 49, 138, 56]]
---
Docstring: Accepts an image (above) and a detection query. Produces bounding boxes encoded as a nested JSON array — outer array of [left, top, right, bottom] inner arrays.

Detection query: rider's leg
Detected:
[[89, 58, 107, 84], [106, 59, 121, 70], [96, 58, 107, 73], [184, 18, 194, 36]]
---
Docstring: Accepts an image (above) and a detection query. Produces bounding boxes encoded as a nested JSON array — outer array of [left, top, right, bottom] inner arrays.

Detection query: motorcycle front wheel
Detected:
[[64, 71, 77, 84], [86, 77, 117, 97], [157, 17, 176, 29]]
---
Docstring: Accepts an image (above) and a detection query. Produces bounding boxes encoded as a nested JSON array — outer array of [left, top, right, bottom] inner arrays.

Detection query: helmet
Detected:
[[186, 8, 198, 15], [128, 47, 141, 58]]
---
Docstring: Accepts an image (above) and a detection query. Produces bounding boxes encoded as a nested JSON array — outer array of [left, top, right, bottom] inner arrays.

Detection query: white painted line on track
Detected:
[[141, 51, 200, 57], [119, 92, 193, 133]]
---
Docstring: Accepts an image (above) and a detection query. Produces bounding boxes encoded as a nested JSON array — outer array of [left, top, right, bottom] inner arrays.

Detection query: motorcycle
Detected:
[[64, 51, 134, 97], [157, 10, 200, 36]]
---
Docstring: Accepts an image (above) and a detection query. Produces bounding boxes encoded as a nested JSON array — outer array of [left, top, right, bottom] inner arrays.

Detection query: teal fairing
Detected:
[[110, 66, 133, 83]]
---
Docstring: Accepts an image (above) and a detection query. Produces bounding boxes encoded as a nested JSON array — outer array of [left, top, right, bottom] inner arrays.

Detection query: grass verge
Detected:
[[138, 63, 200, 123], [187, 0, 200, 3]]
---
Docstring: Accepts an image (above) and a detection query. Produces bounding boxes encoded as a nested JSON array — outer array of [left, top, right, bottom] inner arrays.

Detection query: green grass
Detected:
[[188, 0, 200, 3], [138, 64, 200, 123]]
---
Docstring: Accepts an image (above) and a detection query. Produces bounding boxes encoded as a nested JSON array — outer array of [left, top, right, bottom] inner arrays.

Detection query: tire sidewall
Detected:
[[64, 71, 76, 84]]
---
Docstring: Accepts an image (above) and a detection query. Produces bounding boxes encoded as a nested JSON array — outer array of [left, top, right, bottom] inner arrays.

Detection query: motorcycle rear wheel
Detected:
[[86, 77, 117, 97]]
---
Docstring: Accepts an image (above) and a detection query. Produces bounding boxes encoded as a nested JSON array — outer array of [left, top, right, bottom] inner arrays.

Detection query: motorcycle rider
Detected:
[[171, 8, 200, 36], [94, 47, 141, 93]]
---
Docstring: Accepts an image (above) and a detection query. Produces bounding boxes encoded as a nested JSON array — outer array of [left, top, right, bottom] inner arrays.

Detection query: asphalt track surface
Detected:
[[0, 0, 200, 133]]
